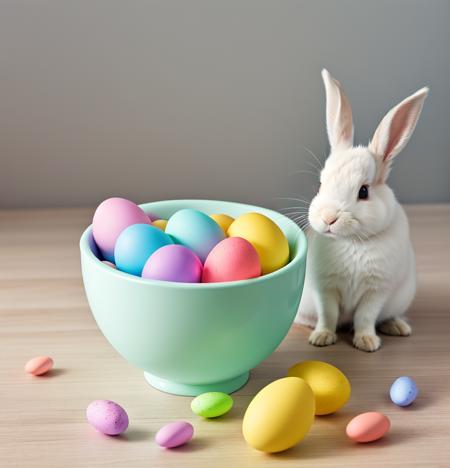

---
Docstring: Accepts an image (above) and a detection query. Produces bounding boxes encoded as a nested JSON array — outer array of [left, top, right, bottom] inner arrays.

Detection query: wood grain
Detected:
[[1, 205, 449, 467]]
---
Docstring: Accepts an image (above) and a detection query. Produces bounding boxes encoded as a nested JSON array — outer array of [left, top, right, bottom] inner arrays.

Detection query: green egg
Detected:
[[191, 392, 233, 418]]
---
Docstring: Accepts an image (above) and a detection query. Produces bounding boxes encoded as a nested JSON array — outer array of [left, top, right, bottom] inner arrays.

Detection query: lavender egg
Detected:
[[142, 245, 203, 283], [155, 421, 194, 448], [86, 400, 129, 436]]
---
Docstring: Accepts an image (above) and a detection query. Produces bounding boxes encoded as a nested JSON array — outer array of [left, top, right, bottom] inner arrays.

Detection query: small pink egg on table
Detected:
[[155, 421, 194, 448], [202, 237, 261, 283], [346, 411, 390, 443], [25, 356, 54, 376]]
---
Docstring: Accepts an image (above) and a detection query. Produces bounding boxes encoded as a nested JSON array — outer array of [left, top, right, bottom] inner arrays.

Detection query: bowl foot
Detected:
[[144, 371, 249, 396]]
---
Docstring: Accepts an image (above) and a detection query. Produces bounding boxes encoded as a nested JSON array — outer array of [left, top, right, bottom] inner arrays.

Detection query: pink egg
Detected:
[[92, 198, 150, 262], [155, 421, 194, 448], [202, 237, 261, 283], [346, 412, 390, 443], [86, 400, 129, 436], [102, 260, 117, 269], [25, 356, 54, 376]]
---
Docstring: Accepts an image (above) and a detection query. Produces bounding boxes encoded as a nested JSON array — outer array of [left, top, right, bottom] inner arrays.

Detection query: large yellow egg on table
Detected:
[[227, 213, 289, 274], [242, 377, 315, 453], [210, 214, 234, 235], [287, 361, 351, 415]]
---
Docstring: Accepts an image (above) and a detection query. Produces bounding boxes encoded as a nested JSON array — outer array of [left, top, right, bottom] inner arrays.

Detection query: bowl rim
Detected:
[[80, 199, 307, 290]]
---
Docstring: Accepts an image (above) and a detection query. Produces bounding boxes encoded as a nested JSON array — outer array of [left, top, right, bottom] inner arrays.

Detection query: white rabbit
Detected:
[[295, 69, 428, 352]]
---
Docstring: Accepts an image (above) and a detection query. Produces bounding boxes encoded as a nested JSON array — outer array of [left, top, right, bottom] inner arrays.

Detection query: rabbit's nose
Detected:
[[321, 210, 338, 226]]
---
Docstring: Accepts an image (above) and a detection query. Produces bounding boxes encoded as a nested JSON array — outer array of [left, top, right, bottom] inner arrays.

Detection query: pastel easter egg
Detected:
[[25, 356, 54, 376], [191, 392, 233, 418], [287, 360, 351, 415], [88, 231, 102, 259], [152, 219, 168, 231], [202, 237, 261, 283], [92, 198, 150, 262], [346, 412, 390, 443], [114, 224, 173, 276], [242, 377, 315, 453], [86, 400, 129, 436], [155, 421, 194, 448], [142, 245, 203, 283], [102, 260, 117, 269], [210, 214, 234, 234], [390, 376, 418, 407], [165, 209, 225, 263], [227, 213, 289, 274]]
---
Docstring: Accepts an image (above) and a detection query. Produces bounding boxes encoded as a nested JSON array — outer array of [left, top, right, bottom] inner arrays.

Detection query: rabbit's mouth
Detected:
[[323, 229, 338, 238]]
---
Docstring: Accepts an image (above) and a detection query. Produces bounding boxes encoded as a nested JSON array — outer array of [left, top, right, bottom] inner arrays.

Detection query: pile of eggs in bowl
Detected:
[[92, 198, 290, 283]]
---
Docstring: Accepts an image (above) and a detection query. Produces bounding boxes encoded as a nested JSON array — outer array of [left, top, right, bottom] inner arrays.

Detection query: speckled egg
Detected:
[[114, 224, 173, 276], [227, 213, 289, 274], [165, 209, 225, 263], [142, 244, 203, 283], [86, 400, 129, 436], [92, 198, 150, 262], [202, 237, 261, 283], [390, 376, 418, 407]]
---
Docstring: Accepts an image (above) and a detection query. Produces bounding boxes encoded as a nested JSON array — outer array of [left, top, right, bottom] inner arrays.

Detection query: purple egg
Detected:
[[142, 245, 203, 283], [155, 421, 194, 448], [86, 400, 129, 436]]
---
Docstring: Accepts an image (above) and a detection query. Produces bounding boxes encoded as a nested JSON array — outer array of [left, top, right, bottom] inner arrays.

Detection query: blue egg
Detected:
[[390, 376, 418, 407], [165, 209, 225, 263], [114, 224, 173, 276]]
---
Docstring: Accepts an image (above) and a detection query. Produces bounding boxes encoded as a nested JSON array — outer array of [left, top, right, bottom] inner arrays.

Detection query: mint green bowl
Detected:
[[80, 200, 307, 396]]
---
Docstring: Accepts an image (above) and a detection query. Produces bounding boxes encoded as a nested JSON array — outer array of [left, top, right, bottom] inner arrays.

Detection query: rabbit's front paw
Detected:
[[353, 334, 381, 352], [378, 318, 411, 336], [309, 330, 337, 347]]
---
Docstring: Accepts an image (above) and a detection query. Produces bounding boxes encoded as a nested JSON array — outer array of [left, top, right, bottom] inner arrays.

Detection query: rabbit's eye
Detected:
[[358, 185, 369, 200]]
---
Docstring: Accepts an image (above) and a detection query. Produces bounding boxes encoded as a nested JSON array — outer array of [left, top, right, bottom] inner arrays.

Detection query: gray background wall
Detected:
[[1, 0, 449, 209]]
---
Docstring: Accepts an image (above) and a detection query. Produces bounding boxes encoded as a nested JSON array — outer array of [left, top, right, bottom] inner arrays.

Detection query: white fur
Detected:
[[295, 70, 428, 352]]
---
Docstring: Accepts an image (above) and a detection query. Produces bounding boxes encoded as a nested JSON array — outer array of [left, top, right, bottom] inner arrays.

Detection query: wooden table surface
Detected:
[[1, 205, 450, 467]]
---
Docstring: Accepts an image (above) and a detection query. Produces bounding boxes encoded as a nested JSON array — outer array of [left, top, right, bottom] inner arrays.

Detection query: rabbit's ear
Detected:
[[369, 87, 429, 182], [322, 69, 354, 151]]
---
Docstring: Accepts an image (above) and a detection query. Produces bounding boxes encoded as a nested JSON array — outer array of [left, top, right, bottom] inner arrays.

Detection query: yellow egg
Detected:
[[210, 214, 234, 235], [242, 377, 315, 453], [227, 213, 289, 274], [152, 219, 168, 231], [287, 361, 351, 415]]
